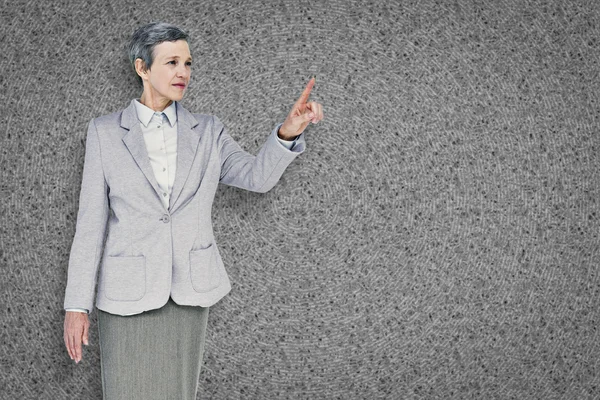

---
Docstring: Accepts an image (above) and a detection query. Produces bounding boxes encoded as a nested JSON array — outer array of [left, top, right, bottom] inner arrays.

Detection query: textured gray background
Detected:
[[1, 0, 599, 399]]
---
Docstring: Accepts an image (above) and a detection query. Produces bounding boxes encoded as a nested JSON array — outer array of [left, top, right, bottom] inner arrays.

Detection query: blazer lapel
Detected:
[[120, 100, 202, 212], [121, 101, 164, 204], [169, 102, 201, 211]]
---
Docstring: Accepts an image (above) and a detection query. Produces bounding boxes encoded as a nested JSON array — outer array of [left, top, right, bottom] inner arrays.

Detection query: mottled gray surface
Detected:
[[1, 0, 599, 399]]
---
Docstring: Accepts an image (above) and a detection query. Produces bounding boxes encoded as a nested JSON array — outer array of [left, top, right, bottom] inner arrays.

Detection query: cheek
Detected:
[[154, 73, 172, 89]]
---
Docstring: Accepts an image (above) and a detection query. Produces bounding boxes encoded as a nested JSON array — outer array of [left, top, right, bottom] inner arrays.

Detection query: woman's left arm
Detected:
[[217, 77, 323, 192]]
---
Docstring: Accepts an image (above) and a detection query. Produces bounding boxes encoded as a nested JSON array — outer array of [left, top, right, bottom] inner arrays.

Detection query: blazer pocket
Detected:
[[189, 243, 221, 293], [103, 255, 146, 301]]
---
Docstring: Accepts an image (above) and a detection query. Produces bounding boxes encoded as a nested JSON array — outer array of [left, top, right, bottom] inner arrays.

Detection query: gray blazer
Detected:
[[63, 100, 306, 315]]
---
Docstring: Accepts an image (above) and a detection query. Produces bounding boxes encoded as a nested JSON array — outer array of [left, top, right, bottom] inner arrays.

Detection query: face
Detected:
[[136, 39, 192, 105]]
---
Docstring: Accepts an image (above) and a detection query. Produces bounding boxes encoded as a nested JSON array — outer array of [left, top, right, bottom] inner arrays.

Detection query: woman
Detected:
[[63, 21, 323, 399]]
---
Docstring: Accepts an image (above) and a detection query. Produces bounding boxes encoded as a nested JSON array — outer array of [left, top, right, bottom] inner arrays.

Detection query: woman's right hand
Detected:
[[64, 311, 90, 363]]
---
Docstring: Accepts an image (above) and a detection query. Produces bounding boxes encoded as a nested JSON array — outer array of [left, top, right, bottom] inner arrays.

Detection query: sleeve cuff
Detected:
[[65, 308, 89, 314], [276, 135, 297, 150], [273, 122, 302, 151]]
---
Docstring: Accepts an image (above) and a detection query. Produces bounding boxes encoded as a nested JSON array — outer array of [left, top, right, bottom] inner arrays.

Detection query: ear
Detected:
[[135, 58, 149, 81]]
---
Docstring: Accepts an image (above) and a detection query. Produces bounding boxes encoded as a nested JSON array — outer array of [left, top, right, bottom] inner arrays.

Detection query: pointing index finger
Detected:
[[294, 77, 315, 107]]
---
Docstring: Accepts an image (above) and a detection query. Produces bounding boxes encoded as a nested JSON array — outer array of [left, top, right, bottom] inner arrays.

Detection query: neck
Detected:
[[139, 89, 173, 112]]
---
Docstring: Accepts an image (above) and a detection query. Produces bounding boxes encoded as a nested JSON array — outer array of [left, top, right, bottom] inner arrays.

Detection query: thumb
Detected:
[[290, 111, 312, 127], [294, 111, 314, 124]]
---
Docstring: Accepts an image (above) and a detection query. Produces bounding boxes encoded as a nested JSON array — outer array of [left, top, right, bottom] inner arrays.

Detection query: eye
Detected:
[[186, 61, 192, 66], [167, 60, 176, 65]]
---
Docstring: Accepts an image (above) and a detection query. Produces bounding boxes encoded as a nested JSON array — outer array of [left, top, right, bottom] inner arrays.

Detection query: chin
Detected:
[[171, 92, 185, 101]]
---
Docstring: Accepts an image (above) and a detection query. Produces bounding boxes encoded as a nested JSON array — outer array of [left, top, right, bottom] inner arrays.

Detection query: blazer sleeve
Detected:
[[63, 119, 109, 312], [216, 116, 306, 193]]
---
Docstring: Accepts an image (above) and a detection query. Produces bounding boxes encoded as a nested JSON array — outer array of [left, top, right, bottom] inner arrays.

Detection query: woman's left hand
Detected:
[[278, 77, 324, 140]]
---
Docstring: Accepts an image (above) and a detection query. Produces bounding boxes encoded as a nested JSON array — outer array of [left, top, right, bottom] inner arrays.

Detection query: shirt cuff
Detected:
[[65, 308, 89, 314], [275, 123, 298, 150]]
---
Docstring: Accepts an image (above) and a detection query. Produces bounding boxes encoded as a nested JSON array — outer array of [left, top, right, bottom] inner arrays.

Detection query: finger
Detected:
[[290, 113, 311, 131], [65, 316, 74, 360], [74, 336, 82, 362], [82, 320, 89, 346], [303, 108, 315, 123], [311, 102, 323, 123], [64, 331, 73, 360], [307, 102, 319, 123], [67, 332, 75, 360], [293, 77, 315, 109], [303, 101, 314, 114]]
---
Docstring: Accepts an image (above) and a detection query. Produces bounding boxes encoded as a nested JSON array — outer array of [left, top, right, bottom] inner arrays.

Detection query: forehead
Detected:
[[153, 40, 191, 59]]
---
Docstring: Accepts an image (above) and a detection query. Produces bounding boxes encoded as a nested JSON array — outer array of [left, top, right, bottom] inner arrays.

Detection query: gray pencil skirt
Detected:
[[97, 296, 209, 400]]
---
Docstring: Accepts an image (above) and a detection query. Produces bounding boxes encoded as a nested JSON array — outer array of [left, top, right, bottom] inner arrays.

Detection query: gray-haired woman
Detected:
[[62, 21, 323, 399]]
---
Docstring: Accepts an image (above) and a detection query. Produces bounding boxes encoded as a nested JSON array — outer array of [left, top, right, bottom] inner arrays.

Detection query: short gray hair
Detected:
[[128, 22, 190, 87]]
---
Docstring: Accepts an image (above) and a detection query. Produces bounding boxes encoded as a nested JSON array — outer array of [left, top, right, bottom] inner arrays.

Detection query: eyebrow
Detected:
[[165, 55, 193, 61]]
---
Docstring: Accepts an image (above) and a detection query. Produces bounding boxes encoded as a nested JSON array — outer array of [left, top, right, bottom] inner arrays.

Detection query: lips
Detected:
[[173, 83, 186, 89]]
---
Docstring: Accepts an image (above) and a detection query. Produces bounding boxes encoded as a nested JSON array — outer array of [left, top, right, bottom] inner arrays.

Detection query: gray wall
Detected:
[[1, 0, 599, 398]]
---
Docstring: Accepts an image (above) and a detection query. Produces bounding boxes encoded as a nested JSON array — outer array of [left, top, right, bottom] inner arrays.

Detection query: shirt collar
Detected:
[[133, 98, 178, 128]]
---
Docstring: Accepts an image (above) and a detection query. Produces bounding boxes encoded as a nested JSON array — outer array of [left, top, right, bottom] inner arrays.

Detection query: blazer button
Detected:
[[160, 214, 170, 223]]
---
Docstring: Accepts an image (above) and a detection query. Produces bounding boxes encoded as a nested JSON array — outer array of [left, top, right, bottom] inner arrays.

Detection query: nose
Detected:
[[177, 64, 190, 79]]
